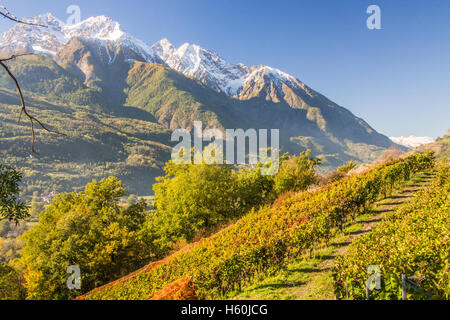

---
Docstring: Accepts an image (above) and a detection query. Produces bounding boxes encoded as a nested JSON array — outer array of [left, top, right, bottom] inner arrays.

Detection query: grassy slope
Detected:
[[227, 171, 434, 300], [125, 62, 243, 131]]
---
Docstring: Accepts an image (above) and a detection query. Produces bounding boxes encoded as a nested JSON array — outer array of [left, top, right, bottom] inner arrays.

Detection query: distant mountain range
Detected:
[[0, 13, 398, 197], [389, 136, 434, 148]]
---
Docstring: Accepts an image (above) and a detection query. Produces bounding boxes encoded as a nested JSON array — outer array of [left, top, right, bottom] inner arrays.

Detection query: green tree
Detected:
[[0, 262, 26, 300], [337, 160, 358, 174], [273, 150, 321, 195], [0, 164, 29, 223], [126, 194, 138, 207], [149, 161, 273, 253], [18, 177, 154, 300]]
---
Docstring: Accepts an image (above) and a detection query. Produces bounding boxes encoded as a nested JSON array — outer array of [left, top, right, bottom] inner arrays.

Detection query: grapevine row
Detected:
[[333, 162, 449, 300], [79, 153, 435, 300]]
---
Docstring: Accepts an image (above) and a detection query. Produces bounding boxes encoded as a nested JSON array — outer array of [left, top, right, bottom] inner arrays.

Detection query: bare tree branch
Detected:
[[0, 53, 33, 62], [0, 58, 66, 152], [0, 5, 47, 27], [0, 6, 65, 152]]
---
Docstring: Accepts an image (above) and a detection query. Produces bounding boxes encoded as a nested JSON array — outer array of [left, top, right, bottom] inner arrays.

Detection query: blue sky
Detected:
[[1, 0, 449, 138]]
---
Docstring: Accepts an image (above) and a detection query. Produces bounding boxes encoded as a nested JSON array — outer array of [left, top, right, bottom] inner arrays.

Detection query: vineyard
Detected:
[[79, 153, 435, 300], [333, 162, 449, 300]]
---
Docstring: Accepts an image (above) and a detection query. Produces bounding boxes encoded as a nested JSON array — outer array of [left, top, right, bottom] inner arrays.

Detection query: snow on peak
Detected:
[[63, 15, 124, 41], [31, 13, 65, 28], [151, 39, 302, 96], [151, 38, 176, 61], [0, 13, 301, 97], [152, 40, 251, 95], [244, 65, 297, 85], [390, 136, 435, 148], [0, 13, 155, 60]]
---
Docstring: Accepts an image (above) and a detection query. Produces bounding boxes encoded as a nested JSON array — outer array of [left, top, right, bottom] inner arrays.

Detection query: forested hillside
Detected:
[[0, 55, 173, 198]]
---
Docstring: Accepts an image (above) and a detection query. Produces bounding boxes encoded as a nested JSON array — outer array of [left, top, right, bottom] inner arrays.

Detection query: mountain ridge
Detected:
[[1, 13, 304, 99], [0, 13, 399, 197], [0, 13, 399, 149]]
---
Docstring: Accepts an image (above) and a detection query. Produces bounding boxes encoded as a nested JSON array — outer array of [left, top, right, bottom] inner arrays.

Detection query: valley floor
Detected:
[[227, 171, 434, 300]]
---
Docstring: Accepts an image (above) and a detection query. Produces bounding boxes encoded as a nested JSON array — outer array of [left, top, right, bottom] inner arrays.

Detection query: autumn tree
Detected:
[[273, 150, 321, 195], [18, 177, 154, 300], [149, 161, 274, 253], [0, 262, 26, 300]]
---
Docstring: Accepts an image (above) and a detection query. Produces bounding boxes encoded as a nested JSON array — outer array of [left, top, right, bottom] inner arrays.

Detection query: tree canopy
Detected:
[[0, 262, 26, 300], [0, 164, 29, 223], [273, 150, 322, 195], [18, 177, 153, 300], [149, 161, 274, 253]]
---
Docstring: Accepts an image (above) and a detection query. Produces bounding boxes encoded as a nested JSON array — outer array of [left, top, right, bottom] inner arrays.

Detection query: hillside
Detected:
[[228, 171, 435, 299], [334, 164, 449, 299], [78, 153, 434, 300], [413, 131, 449, 160], [0, 13, 399, 198], [0, 56, 173, 197]]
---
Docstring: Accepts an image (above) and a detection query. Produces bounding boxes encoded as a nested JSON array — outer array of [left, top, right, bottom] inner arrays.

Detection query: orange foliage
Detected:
[[272, 191, 294, 208], [149, 277, 197, 300]]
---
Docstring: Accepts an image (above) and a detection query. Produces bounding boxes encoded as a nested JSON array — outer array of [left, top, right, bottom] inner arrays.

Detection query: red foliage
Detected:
[[149, 277, 198, 300]]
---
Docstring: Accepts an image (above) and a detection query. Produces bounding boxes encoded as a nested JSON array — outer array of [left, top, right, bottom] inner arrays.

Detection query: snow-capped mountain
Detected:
[[0, 13, 157, 62], [0, 12, 399, 175], [0, 13, 307, 99], [151, 39, 305, 98], [151, 39, 249, 95], [390, 136, 435, 148]]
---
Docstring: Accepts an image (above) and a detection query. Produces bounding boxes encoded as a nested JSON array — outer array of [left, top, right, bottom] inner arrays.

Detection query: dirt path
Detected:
[[230, 171, 434, 300], [322, 172, 433, 269]]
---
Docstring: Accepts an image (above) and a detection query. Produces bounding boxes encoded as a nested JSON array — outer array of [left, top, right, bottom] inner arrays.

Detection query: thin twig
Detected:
[[0, 6, 63, 152], [0, 6, 47, 28], [0, 54, 34, 122], [0, 53, 33, 62], [0, 58, 66, 152]]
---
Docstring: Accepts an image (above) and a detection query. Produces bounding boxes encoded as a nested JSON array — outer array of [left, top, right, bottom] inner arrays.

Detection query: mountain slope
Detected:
[[0, 55, 172, 198], [0, 13, 399, 197]]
